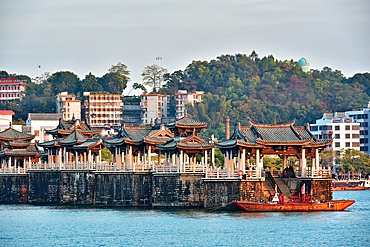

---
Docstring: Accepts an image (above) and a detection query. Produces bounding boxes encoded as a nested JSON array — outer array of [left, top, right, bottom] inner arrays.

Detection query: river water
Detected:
[[1, 190, 369, 247]]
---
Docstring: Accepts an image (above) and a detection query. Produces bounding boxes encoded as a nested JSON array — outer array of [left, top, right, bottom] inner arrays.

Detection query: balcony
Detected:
[[321, 130, 333, 135]]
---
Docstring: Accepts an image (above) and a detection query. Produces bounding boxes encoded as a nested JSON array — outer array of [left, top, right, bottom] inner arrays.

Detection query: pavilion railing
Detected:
[[0, 162, 332, 179]]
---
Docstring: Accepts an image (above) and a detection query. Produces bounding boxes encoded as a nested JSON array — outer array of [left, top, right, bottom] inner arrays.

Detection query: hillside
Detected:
[[1, 52, 370, 140]]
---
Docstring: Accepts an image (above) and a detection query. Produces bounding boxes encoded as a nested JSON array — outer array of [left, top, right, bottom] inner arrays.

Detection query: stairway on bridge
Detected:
[[274, 177, 292, 201], [263, 171, 292, 202]]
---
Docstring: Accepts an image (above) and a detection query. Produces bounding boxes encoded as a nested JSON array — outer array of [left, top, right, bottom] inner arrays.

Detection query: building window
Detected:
[[352, 142, 360, 147], [352, 134, 360, 139], [352, 125, 360, 130], [345, 125, 350, 130], [335, 134, 340, 139], [311, 126, 318, 131], [335, 142, 340, 148], [345, 134, 350, 139], [345, 142, 350, 147]]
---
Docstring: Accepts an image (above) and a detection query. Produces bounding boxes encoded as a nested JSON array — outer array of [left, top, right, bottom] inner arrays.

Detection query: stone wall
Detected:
[[203, 180, 264, 208], [1, 172, 329, 208], [28, 171, 91, 205], [28, 171, 61, 204], [93, 172, 152, 206], [152, 173, 204, 207], [0, 174, 28, 203]]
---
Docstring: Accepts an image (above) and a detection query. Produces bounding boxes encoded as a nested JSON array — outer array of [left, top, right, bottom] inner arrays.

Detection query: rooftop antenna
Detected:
[[155, 56, 162, 66]]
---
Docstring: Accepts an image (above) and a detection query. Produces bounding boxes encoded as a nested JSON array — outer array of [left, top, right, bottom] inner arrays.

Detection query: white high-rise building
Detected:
[[140, 94, 170, 124], [310, 112, 360, 152], [345, 102, 370, 154]]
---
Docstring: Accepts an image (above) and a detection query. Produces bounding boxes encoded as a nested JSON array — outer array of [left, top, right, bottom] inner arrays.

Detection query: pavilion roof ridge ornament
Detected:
[[249, 119, 296, 128], [290, 124, 304, 140], [58, 118, 64, 129], [232, 123, 245, 140]]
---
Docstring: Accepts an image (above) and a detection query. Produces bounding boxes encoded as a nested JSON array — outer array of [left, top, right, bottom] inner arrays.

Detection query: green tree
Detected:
[[48, 71, 80, 95], [101, 147, 113, 162], [141, 64, 168, 92], [99, 72, 127, 94], [108, 62, 131, 78], [339, 149, 370, 174], [81, 73, 103, 93]]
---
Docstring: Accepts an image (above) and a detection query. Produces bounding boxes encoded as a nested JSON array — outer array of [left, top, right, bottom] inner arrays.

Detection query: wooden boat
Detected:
[[232, 200, 355, 212]]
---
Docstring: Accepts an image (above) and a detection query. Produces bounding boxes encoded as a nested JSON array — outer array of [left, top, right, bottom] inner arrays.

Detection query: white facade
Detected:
[[0, 78, 26, 102], [141, 94, 170, 124], [345, 102, 370, 154], [26, 113, 62, 143], [56, 92, 81, 121], [310, 112, 360, 152], [175, 90, 203, 119]]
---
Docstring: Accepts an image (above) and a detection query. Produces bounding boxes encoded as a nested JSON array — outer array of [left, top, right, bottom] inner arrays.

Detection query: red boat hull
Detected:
[[232, 200, 355, 212]]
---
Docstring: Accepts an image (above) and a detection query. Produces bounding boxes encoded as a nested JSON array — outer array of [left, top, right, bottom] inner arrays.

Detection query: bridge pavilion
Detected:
[[0, 125, 38, 172], [37, 119, 104, 169], [103, 116, 214, 172], [215, 120, 333, 178]]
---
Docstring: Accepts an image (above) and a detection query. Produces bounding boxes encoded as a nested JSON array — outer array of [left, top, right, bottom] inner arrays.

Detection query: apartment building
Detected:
[[141, 94, 170, 124], [175, 90, 203, 119], [83, 92, 123, 128], [122, 96, 142, 125], [0, 78, 26, 102], [345, 102, 370, 154], [310, 112, 360, 152], [55, 92, 81, 121]]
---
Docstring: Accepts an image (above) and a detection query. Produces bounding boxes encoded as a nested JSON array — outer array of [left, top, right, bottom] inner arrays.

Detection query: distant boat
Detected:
[[332, 186, 366, 191], [332, 179, 370, 191], [232, 199, 355, 212]]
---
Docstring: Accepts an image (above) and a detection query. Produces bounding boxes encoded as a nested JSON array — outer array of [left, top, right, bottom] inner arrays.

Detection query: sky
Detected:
[[1, 0, 369, 95]]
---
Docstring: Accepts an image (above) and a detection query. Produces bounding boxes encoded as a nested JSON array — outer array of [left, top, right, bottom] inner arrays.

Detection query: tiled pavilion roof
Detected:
[[0, 127, 35, 141], [157, 134, 214, 151], [216, 120, 332, 149], [166, 116, 207, 129], [45, 119, 100, 137]]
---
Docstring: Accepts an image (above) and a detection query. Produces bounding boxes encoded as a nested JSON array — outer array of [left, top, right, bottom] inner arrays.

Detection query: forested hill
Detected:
[[160, 53, 370, 139], [1, 52, 370, 140]]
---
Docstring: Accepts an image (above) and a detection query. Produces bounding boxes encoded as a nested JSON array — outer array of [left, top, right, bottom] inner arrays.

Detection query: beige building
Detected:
[[55, 92, 81, 121], [83, 92, 123, 128], [141, 94, 170, 124], [0, 110, 15, 131]]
